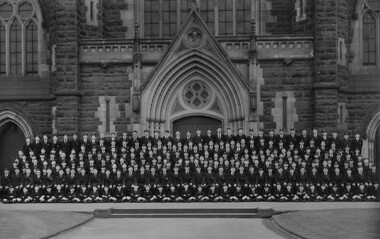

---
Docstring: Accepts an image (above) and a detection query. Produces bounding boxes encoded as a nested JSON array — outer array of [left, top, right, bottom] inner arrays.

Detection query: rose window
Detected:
[[183, 81, 211, 108]]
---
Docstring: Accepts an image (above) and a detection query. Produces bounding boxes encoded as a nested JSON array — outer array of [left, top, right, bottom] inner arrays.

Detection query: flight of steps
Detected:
[[93, 207, 273, 219]]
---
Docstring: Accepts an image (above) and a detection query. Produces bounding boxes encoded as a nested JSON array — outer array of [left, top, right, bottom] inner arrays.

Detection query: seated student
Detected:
[[246, 186, 259, 202], [1, 168, 12, 199], [284, 184, 295, 201], [171, 167, 182, 189], [115, 184, 130, 202], [220, 185, 232, 202], [20, 187, 32, 203], [340, 183, 355, 201], [295, 185, 310, 201], [67, 186, 81, 203], [207, 185, 219, 202], [101, 186, 115, 202], [195, 186, 208, 202], [180, 184, 192, 202], [353, 184, 367, 201], [318, 184, 330, 201], [143, 185, 156, 202], [365, 183, 377, 201], [273, 184, 285, 201], [375, 183, 380, 201], [78, 185, 90, 203], [88, 186, 102, 203], [308, 185, 318, 202], [31, 185, 43, 203], [3, 186, 19, 203], [167, 185, 181, 202], [22, 168, 34, 190], [130, 184, 142, 202], [54, 185, 68, 202], [232, 184, 245, 202], [155, 185, 166, 202], [262, 185, 275, 201], [44, 187, 56, 203], [192, 166, 206, 189]]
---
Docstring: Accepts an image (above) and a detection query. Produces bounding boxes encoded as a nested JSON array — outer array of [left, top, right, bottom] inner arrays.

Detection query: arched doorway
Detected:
[[173, 116, 222, 136], [0, 122, 25, 172]]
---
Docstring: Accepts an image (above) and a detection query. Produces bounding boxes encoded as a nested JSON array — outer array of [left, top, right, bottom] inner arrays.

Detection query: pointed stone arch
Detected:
[[141, 50, 250, 134], [0, 104, 35, 138], [140, 8, 250, 135], [363, 109, 380, 162]]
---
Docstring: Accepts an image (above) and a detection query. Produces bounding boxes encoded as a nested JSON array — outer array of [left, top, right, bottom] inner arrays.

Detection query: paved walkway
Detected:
[[53, 218, 285, 239], [1, 201, 379, 213]]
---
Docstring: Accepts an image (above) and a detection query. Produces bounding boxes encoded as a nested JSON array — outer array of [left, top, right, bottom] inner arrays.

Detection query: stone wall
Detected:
[[49, 0, 80, 135], [313, 0, 339, 130], [291, 0, 315, 34], [102, 0, 129, 38], [0, 101, 53, 136], [345, 94, 380, 136], [259, 60, 314, 132], [263, 0, 293, 35], [79, 0, 103, 39], [79, 64, 132, 135]]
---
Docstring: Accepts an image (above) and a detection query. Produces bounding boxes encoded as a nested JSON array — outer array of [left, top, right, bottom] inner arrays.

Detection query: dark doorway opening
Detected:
[[173, 116, 222, 137], [0, 122, 25, 172]]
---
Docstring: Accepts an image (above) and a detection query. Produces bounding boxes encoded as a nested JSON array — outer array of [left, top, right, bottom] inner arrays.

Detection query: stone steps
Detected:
[[109, 213, 259, 218], [93, 207, 274, 219]]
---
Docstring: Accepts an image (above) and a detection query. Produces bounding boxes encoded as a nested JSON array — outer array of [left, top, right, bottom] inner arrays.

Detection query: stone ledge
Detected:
[[93, 208, 112, 218], [258, 207, 275, 218]]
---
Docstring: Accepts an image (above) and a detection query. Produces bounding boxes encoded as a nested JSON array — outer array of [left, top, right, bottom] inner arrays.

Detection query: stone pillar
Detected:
[[52, 0, 81, 135], [313, 0, 339, 130], [131, 23, 142, 133]]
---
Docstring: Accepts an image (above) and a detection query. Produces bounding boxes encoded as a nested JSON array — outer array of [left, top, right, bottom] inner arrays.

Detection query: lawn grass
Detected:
[[273, 208, 380, 239], [0, 210, 93, 239]]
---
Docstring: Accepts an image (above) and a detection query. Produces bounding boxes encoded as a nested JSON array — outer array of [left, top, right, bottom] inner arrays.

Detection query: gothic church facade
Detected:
[[0, 0, 379, 169]]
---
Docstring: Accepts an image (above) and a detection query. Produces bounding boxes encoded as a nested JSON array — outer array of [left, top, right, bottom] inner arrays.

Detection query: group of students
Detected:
[[1, 127, 379, 203]]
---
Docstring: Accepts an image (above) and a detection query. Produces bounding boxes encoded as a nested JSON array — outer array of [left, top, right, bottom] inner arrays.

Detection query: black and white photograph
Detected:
[[0, 0, 379, 238]]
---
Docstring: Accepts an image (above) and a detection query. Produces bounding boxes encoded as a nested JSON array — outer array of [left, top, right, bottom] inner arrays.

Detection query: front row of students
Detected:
[[2, 182, 379, 203]]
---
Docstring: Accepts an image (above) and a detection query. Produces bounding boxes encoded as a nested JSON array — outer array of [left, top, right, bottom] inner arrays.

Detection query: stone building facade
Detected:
[[0, 0, 379, 169]]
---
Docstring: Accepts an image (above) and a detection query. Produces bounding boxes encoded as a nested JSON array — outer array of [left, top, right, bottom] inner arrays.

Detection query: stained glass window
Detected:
[[0, 24, 5, 75], [18, 1, 33, 19], [0, 2, 13, 19], [162, 0, 177, 38], [236, 0, 251, 35], [183, 81, 211, 109], [218, 0, 233, 36], [144, 0, 159, 38], [363, 13, 377, 66], [26, 21, 38, 75], [0, 0, 39, 76], [180, 0, 192, 24], [200, 0, 215, 34], [10, 20, 22, 75]]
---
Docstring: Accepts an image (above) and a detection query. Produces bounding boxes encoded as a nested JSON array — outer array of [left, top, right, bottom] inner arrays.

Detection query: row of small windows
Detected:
[[0, 0, 38, 76], [144, 0, 251, 38]]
